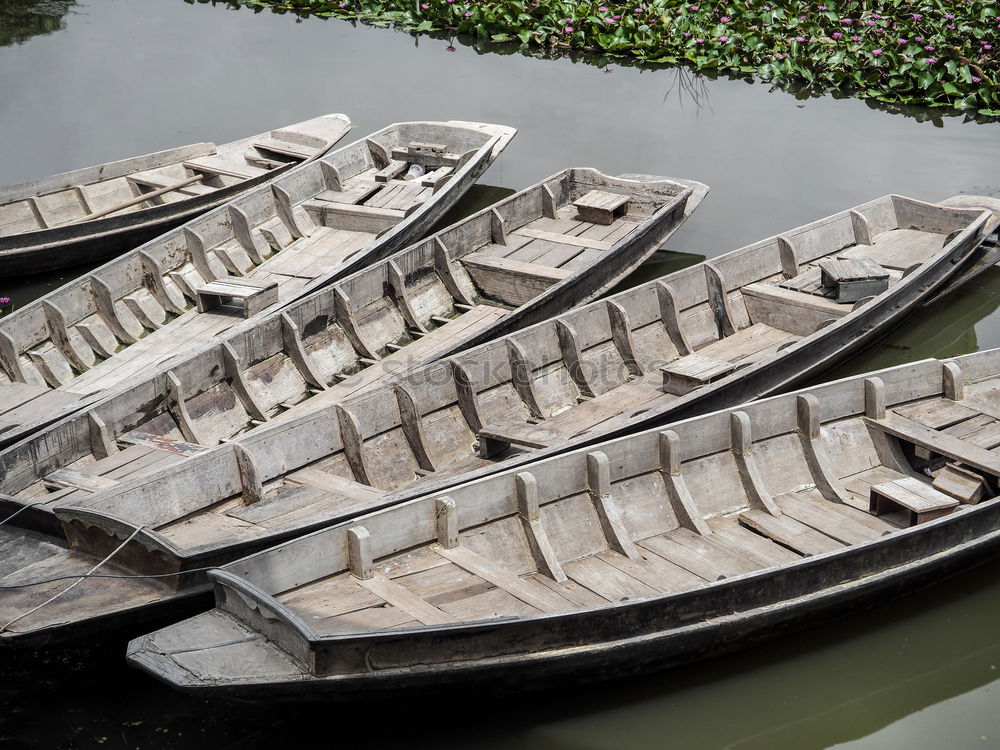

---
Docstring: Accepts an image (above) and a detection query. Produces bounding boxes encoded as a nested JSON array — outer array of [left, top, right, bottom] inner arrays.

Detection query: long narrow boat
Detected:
[[127, 349, 1000, 699], [0, 120, 516, 446], [0, 114, 353, 275], [0, 194, 995, 646], [0, 169, 705, 535]]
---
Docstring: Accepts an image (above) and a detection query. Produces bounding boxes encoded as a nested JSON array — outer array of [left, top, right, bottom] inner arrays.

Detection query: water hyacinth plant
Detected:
[[225, 0, 999, 115]]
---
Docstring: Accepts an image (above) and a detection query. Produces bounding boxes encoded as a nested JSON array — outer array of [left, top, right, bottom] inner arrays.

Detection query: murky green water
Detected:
[[2, 1, 1000, 747]]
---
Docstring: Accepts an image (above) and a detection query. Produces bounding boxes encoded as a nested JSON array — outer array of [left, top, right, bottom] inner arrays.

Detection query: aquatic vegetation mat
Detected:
[[221, 0, 999, 115]]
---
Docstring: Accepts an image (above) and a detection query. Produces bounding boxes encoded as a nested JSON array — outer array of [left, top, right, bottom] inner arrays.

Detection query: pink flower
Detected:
[[564, 25, 573, 31], [911, 13, 922, 20], [946, 24, 955, 29], [795, 35, 806, 42], [689, 4, 699, 9], [924, 44, 934, 50], [898, 38, 907, 44], [945, 13, 954, 19], [463, 11, 472, 16], [817, 4, 826, 9], [598, 5, 608, 10], [446, 44, 456, 51], [603, 17, 615, 23], [972, 76, 982, 83], [872, 48, 882, 56], [851, 35, 861, 41], [867, 20, 875, 26], [832, 31, 842, 38], [915, 36, 923, 41], [718, 34, 729, 41], [720, 15, 730, 21], [694, 37, 704, 43], [871, 13, 880, 19], [983, 43, 994, 50], [841, 17, 852, 24], [421, 3, 428, 7], [925, 57, 936, 64]]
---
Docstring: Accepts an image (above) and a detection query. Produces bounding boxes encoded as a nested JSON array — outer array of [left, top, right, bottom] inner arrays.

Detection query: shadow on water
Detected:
[[0, 0, 76, 47], [3, 555, 1000, 750]]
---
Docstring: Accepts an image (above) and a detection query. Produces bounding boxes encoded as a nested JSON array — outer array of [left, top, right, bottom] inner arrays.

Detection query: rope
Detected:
[[0, 524, 147, 634], [0, 500, 49, 529]]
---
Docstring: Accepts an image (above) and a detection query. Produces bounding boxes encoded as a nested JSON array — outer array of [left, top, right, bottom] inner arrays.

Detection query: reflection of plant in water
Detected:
[[0, 0, 76, 47], [224, 0, 999, 117], [662, 67, 713, 114]]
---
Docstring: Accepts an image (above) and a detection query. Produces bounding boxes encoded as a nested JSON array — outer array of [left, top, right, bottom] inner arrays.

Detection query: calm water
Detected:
[[2, 1, 1000, 747]]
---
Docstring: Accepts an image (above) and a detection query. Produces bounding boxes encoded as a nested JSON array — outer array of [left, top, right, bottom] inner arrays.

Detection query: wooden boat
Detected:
[[125, 348, 1000, 699], [0, 194, 994, 646], [0, 120, 517, 447], [0, 169, 705, 536], [0, 114, 353, 275]]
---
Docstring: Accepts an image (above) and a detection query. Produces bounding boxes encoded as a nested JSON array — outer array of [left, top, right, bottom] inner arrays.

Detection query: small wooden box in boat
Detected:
[[122, 349, 1000, 699]]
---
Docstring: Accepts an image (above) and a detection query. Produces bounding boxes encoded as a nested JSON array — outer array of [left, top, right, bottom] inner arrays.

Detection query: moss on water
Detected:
[[201, 0, 998, 116]]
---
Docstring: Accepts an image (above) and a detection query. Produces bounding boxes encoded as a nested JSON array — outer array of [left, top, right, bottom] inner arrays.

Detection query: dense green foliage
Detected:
[[0, 0, 75, 47], [232, 0, 998, 114]]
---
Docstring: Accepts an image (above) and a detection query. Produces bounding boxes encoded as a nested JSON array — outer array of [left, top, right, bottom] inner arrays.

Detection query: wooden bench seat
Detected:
[[660, 353, 735, 395], [301, 199, 408, 234], [869, 476, 959, 526], [865, 413, 1000, 479], [477, 421, 565, 458], [196, 276, 278, 318], [573, 190, 629, 225], [460, 255, 572, 307], [742, 281, 854, 337], [183, 156, 268, 180], [127, 171, 215, 197], [251, 137, 318, 160]]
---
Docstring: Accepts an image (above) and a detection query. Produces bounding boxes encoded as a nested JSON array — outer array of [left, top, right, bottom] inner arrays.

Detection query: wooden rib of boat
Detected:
[[0, 120, 517, 447], [0, 193, 995, 646], [0, 169, 705, 537], [125, 349, 1000, 699], [0, 114, 353, 275]]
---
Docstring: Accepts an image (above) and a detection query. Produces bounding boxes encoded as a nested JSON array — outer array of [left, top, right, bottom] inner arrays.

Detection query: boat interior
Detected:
[[128, 350, 1000, 683], [0, 170, 693, 518], [0, 122, 509, 439]]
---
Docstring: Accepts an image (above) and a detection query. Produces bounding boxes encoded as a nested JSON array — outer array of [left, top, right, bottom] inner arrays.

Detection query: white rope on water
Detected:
[[0, 524, 147, 634]]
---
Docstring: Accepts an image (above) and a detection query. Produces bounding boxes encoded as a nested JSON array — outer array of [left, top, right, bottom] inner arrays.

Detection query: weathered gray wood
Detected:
[[555, 319, 594, 399], [88, 411, 117, 460], [870, 476, 958, 526], [41, 300, 91, 373], [777, 235, 798, 279], [730, 411, 781, 515], [450, 359, 483, 433], [228, 205, 269, 264], [942, 360, 964, 401], [587, 451, 642, 559], [606, 300, 643, 377], [333, 287, 378, 361], [394, 382, 435, 472], [0, 329, 27, 383], [655, 282, 692, 356], [658, 430, 711, 535], [280, 313, 327, 391], [319, 161, 343, 192], [541, 184, 558, 219], [864, 376, 886, 419], [348, 526, 374, 579], [165, 370, 205, 445], [796, 394, 852, 504], [704, 263, 737, 338], [221, 343, 268, 423], [433, 238, 475, 308], [388, 260, 430, 334], [435, 496, 458, 549], [336, 405, 372, 486], [851, 209, 874, 246], [515, 472, 566, 582], [234, 444, 264, 506], [490, 208, 507, 246], [272, 184, 312, 240], [183, 227, 218, 283], [506, 339, 544, 419]]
